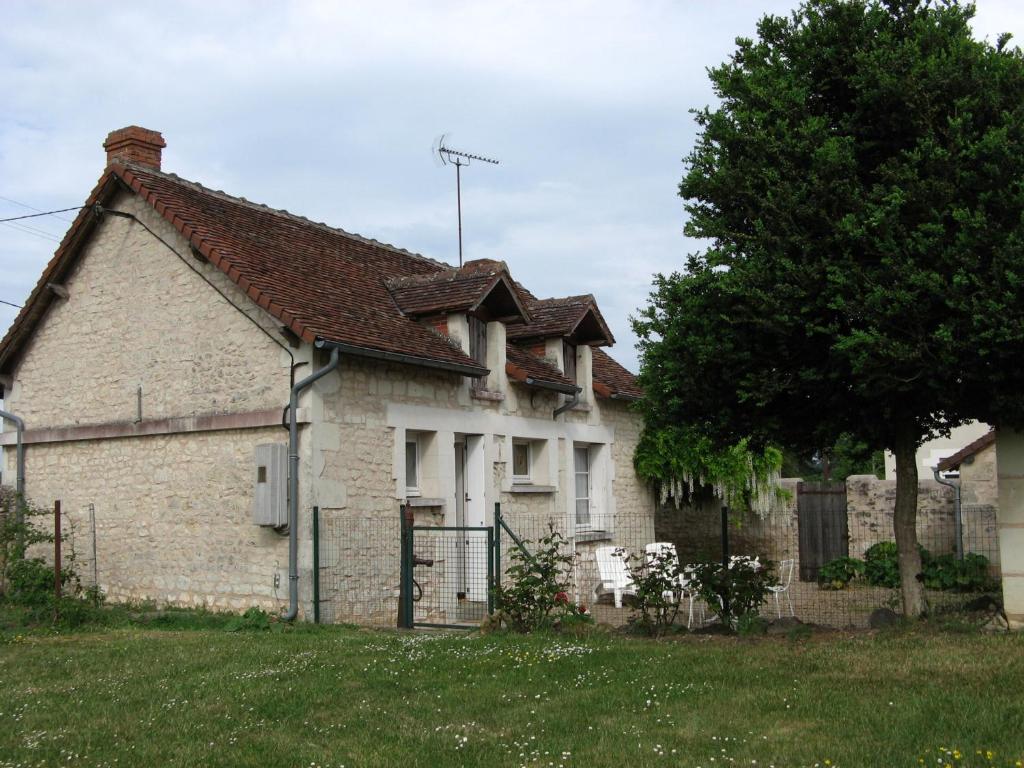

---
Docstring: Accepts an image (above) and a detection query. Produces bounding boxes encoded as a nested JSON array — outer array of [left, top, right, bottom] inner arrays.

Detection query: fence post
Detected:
[[493, 502, 502, 594], [312, 506, 320, 625], [398, 504, 414, 629], [720, 505, 730, 620], [54, 500, 62, 600], [486, 526, 495, 616]]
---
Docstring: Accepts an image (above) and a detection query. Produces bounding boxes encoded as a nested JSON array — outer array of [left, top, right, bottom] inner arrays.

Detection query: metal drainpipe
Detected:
[[933, 467, 964, 560], [0, 408, 25, 520], [552, 388, 581, 420], [282, 346, 341, 621]]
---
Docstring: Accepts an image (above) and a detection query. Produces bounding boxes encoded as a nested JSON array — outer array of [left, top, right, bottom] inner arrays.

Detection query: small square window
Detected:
[[512, 441, 531, 483], [257, 465, 267, 484]]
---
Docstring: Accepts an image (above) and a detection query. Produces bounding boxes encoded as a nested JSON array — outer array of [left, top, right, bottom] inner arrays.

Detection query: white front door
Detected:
[[457, 435, 488, 601]]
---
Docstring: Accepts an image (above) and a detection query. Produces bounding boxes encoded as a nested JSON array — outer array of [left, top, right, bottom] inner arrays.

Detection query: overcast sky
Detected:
[[2, 1, 1023, 372]]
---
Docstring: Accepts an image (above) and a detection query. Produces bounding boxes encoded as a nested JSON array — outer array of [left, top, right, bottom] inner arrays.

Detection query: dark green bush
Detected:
[[862, 541, 996, 593], [6, 558, 79, 606], [921, 552, 995, 592], [863, 541, 901, 588], [225, 607, 274, 632], [818, 556, 865, 590]]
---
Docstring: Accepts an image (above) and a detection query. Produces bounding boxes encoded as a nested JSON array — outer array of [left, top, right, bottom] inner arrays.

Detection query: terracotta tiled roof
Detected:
[[505, 345, 577, 393], [0, 156, 641, 400], [936, 430, 996, 472], [0, 163, 485, 375], [386, 259, 529, 320], [506, 295, 615, 345], [592, 347, 642, 400]]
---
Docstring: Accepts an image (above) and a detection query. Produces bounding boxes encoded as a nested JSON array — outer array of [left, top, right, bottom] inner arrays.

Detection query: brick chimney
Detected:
[[103, 126, 166, 170]]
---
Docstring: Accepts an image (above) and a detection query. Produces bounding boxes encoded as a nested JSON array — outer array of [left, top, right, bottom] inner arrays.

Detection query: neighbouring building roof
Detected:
[[1, 153, 639, 399], [936, 430, 996, 472]]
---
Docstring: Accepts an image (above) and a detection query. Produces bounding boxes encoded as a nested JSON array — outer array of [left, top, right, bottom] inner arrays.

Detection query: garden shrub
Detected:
[[225, 606, 274, 632], [493, 527, 580, 632], [921, 552, 995, 593], [687, 556, 775, 630], [6, 558, 80, 606], [620, 547, 682, 637], [819, 556, 866, 590], [852, 542, 996, 593], [863, 541, 901, 588], [1, 487, 88, 625]]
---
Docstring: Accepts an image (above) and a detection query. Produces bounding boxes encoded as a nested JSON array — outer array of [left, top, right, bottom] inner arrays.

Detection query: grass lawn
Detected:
[[0, 617, 1022, 767]]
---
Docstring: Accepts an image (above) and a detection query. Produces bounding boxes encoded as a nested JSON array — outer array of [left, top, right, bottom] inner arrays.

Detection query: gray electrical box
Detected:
[[253, 443, 288, 527]]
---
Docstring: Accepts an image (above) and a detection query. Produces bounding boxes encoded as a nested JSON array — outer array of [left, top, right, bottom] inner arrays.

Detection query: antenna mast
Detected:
[[435, 135, 499, 266]]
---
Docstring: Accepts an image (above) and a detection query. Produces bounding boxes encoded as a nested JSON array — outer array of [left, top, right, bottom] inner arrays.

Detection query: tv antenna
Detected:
[[433, 133, 499, 266]]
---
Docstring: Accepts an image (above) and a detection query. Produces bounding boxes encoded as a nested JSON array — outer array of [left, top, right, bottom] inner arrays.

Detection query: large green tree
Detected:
[[635, 0, 1024, 616]]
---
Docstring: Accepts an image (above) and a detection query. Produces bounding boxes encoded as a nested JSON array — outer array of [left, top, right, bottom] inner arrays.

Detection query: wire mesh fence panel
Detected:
[[654, 480, 1003, 629], [314, 484, 1002, 632], [62, 504, 99, 595], [410, 525, 492, 628], [316, 510, 401, 627]]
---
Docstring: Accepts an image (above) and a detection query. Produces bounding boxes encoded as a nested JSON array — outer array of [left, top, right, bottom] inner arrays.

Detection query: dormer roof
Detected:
[[505, 295, 615, 346], [386, 259, 530, 322]]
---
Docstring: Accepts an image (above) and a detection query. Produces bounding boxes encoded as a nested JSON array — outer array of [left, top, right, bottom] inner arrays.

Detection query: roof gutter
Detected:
[[315, 339, 487, 378], [553, 387, 583, 420], [524, 377, 578, 395], [610, 392, 642, 402], [282, 346, 341, 621]]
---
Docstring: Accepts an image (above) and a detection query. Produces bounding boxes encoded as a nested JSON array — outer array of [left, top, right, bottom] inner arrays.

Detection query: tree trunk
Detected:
[[892, 439, 925, 617]]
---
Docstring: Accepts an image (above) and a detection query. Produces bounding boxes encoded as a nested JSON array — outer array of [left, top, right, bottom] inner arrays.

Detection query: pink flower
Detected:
[[554, 591, 569, 604]]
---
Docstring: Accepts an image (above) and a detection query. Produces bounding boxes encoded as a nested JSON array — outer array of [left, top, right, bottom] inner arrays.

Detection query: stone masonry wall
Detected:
[[3, 188, 296, 612], [311, 356, 654, 624], [655, 480, 800, 569], [845, 475, 956, 558], [5, 190, 292, 428], [18, 427, 290, 611]]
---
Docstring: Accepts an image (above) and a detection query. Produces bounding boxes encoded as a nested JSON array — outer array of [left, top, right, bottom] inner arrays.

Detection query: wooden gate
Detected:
[[796, 482, 849, 582]]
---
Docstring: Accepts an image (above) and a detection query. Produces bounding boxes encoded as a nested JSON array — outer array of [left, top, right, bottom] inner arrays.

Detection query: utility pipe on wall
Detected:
[[282, 345, 341, 621], [0, 408, 25, 518], [933, 467, 964, 560], [552, 388, 582, 419]]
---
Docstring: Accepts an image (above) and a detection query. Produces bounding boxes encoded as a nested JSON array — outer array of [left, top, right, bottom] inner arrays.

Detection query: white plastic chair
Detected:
[[768, 558, 796, 618], [593, 546, 636, 608], [644, 542, 703, 628]]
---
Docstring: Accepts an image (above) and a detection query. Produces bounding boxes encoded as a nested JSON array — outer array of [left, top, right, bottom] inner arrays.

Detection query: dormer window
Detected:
[[469, 316, 488, 390], [562, 341, 577, 383]]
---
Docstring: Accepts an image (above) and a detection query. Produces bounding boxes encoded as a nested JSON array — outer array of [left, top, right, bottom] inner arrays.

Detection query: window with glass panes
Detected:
[[574, 444, 591, 526], [512, 441, 531, 482], [405, 438, 419, 495]]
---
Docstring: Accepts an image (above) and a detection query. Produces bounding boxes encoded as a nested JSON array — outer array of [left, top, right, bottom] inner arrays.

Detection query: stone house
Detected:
[[0, 126, 654, 624]]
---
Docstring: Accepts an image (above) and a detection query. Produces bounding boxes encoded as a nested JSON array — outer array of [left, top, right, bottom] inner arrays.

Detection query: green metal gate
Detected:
[[399, 504, 496, 629]]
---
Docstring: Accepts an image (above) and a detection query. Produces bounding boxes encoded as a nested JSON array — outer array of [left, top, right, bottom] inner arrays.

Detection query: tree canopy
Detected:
[[634, 0, 1024, 614]]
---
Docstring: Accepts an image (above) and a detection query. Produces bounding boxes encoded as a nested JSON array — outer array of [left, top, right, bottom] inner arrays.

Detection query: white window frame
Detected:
[[511, 440, 532, 484], [574, 443, 592, 529], [405, 436, 421, 497]]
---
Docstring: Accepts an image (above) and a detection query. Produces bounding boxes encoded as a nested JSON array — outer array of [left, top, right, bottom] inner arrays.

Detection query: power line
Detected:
[[0, 206, 82, 224], [0, 220, 61, 242], [0, 299, 22, 309], [0, 195, 77, 224]]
